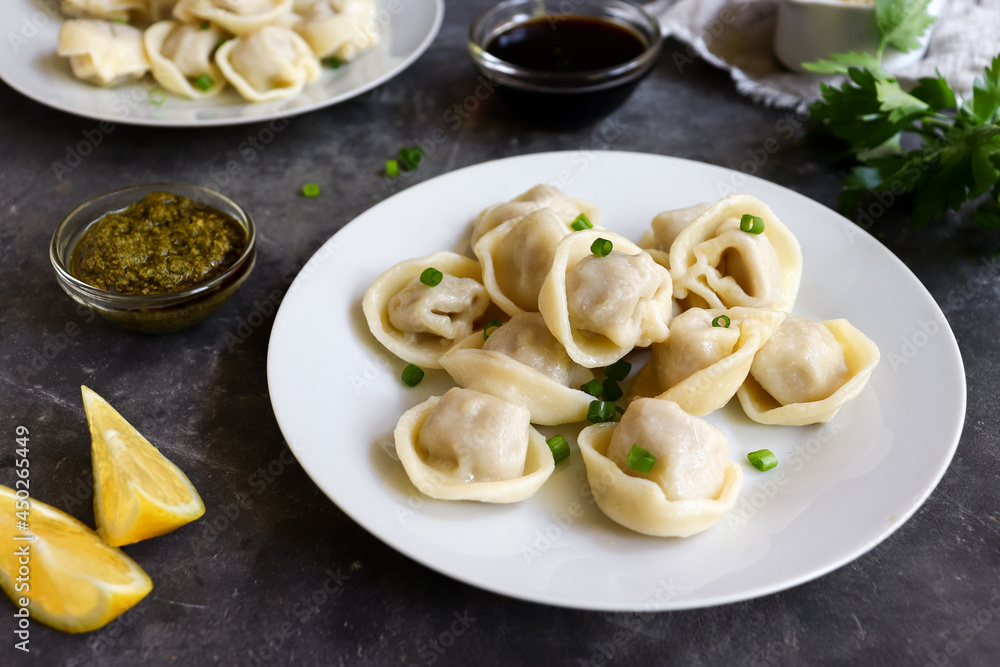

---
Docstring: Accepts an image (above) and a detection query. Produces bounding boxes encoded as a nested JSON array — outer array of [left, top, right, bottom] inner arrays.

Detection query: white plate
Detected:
[[1, 0, 443, 127], [267, 152, 966, 611]]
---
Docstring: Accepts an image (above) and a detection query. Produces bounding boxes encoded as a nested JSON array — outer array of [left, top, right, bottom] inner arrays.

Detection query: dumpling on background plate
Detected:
[[173, 0, 293, 36], [215, 25, 321, 102], [295, 0, 379, 62], [737, 315, 880, 425], [470, 184, 600, 248], [58, 19, 149, 87], [394, 388, 555, 503], [144, 21, 228, 98]]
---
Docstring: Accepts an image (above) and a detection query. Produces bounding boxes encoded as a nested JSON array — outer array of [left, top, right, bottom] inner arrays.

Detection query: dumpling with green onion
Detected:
[[144, 21, 228, 99], [471, 184, 600, 248], [475, 208, 581, 316], [630, 307, 786, 416], [737, 315, 880, 425], [394, 388, 555, 502], [538, 230, 673, 368], [669, 194, 802, 313], [363, 251, 492, 369], [295, 0, 378, 62], [173, 0, 294, 36], [439, 312, 596, 425], [57, 19, 149, 87], [638, 201, 711, 256], [577, 398, 742, 537], [215, 26, 321, 102]]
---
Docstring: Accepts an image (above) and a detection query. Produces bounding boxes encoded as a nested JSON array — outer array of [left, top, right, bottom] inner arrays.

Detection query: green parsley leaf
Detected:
[[876, 0, 935, 57], [971, 55, 1000, 125]]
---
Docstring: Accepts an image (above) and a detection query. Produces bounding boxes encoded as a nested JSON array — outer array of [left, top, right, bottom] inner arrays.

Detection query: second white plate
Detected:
[[267, 151, 966, 611]]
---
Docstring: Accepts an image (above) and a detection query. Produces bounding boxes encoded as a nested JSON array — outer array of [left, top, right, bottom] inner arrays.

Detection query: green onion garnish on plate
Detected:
[[546, 435, 570, 464], [401, 364, 424, 387], [747, 449, 777, 471], [626, 444, 656, 473], [419, 267, 443, 287]]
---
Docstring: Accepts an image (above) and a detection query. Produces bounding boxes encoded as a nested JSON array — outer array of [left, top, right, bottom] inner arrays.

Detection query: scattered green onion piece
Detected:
[[580, 379, 603, 397], [590, 237, 613, 257], [302, 183, 320, 198], [571, 213, 593, 231], [200, 21, 210, 30], [739, 214, 765, 234], [626, 444, 656, 473], [419, 267, 443, 287], [747, 449, 777, 471], [148, 88, 165, 105], [546, 435, 570, 464], [712, 315, 731, 328], [193, 73, 214, 91], [401, 364, 424, 387], [483, 318, 503, 340], [398, 146, 424, 172], [385, 159, 399, 178], [113, 17, 128, 25], [614, 405, 625, 419], [587, 400, 617, 423], [214, 38, 227, 52], [323, 56, 343, 69], [602, 378, 623, 402], [605, 359, 631, 382]]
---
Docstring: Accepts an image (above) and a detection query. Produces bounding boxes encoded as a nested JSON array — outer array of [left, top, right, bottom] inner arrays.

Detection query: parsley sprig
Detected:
[[806, 0, 1000, 230]]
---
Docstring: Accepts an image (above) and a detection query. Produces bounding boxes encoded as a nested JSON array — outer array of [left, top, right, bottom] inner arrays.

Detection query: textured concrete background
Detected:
[[1, 1, 998, 665]]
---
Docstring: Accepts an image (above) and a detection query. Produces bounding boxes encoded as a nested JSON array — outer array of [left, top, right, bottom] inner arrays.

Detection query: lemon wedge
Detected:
[[82, 386, 205, 547], [0, 484, 152, 633]]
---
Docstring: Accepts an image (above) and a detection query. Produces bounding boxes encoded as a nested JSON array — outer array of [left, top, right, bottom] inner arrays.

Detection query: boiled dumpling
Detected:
[[295, 0, 378, 61], [173, 0, 293, 36], [439, 313, 596, 425], [144, 21, 227, 98], [669, 194, 802, 313], [215, 25, 320, 102], [475, 208, 573, 316], [394, 388, 555, 502], [577, 398, 742, 537], [471, 184, 600, 248], [58, 19, 149, 87], [148, 0, 181, 21], [539, 230, 672, 368], [61, 0, 147, 21], [737, 315, 880, 425], [631, 307, 786, 416], [639, 202, 711, 255], [362, 251, 491, 369]]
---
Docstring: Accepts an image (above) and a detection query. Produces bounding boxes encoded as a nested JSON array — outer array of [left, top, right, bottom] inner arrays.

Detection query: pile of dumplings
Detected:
[[56, 0, 378, 102], [363, 185, 881, 539]]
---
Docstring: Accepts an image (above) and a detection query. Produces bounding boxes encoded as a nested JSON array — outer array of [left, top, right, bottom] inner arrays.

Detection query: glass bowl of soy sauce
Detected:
[[469, 0, 662, 125]]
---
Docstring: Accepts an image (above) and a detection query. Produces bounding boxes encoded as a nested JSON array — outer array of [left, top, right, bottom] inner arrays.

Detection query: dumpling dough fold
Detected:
[[216, 25, 321, 102], [471, 184, 600, 248], [631, 307, 786, 416], [58, 19, 149, 87], [144, 21, 228, 99]]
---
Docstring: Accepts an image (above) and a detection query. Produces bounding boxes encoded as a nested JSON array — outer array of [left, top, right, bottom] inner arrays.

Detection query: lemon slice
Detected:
[[82, 386, 205, 547], [0, 485, 152, 633]]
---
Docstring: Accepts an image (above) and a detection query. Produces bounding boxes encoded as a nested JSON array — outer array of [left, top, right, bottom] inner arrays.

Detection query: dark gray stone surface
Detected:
[[1, 2, 998, 665]]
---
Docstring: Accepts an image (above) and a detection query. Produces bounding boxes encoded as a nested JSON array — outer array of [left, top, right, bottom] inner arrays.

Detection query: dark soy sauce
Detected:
[[485, 16, 646, 73]]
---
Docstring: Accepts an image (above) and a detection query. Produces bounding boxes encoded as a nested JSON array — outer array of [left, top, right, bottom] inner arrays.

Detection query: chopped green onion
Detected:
[[398, 146, 423, 172], [385, 159, 399, 178], [302, 183, 320, 197], [740, 214, 765, 234], [200, 21, 210, 30], [419, 267, 443, 287], [571, 213, 593, 231], [626, 444, 656, 473], [401, 364, 424, 387], [604, 359, 631, 382], [590, 237, 613, 257], [483, 318, 503, 340], [193, 73, 214, 91], [615, 405, 625, 419], [580, 379, 603, 397], [214, 38, 227, 52], [113, 17, 128, 25], [148, 88, 165, 105], [546, 435, 570, 464], [602, 378, 623, 402], [712, 315, 731, 328], [322, 56, 343, 69], [747, 449, 777, 471], [586, 400, 617, 423]]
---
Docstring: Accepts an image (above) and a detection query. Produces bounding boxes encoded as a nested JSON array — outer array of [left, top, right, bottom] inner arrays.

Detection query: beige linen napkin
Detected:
[[654, 0, 1000, 109]]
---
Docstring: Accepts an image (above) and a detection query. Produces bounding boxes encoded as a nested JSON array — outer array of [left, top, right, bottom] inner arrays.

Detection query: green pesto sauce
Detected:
[[71, 191, 247, 295]]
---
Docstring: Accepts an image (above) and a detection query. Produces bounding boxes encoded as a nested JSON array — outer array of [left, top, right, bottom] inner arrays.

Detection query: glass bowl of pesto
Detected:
[[50, 183, 256, 333]]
